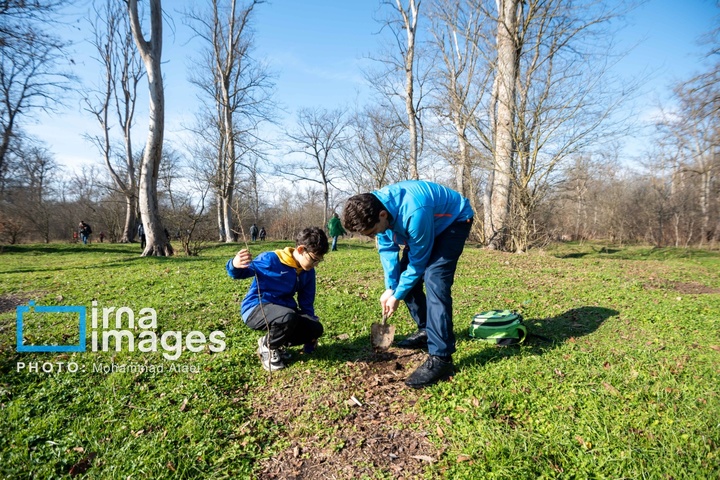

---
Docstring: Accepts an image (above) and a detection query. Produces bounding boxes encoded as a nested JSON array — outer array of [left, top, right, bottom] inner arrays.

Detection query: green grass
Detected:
[[1, 241, 719, 478]]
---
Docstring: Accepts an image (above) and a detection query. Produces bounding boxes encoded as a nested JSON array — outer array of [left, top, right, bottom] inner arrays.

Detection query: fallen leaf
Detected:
[[709, 345, 720, 352], [602, 382, 620, 396], [443, 416, 452, 425], [554, 369, 565, 377], [180, 398, 188, 412], [436, 426, 444, 438], [72, 447, 85, 453], [603, 362, 611, 369], [457, 455, 471, 462], [167, 462, 176, 472], [133, 429, 144, 437]]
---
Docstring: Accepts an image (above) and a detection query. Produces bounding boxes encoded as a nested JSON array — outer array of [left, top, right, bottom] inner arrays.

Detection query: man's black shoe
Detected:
[[405, 355, 454, 388], [395, 329, 428, 349]]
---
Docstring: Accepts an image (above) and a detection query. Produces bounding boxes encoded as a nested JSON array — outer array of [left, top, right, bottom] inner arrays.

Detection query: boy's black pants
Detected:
[[245, 303, 323, 349]]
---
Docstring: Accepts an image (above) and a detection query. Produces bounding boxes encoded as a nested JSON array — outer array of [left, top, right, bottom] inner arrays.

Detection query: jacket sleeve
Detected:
[[297, 270, 317, 319], [392, 208, 435, 301], [377, 231, 401, 291]]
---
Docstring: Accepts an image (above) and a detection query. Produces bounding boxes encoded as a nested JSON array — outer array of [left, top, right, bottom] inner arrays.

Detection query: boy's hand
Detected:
[[232, 249, 253, 268]]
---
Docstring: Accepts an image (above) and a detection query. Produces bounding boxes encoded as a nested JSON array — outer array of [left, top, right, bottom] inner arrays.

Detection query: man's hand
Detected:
[[380, 289, 399, 318], [232, 249, 253, 268]]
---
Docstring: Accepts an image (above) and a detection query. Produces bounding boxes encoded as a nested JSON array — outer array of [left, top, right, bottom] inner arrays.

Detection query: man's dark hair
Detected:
[[296, 227, 329, 255], [342, 193, 386, 232]]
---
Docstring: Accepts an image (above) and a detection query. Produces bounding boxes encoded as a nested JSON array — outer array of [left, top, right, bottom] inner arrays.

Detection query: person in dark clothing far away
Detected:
[[78, 221, 92, 245], [138, 222, 146, 249], [327, 212, 346, 251]]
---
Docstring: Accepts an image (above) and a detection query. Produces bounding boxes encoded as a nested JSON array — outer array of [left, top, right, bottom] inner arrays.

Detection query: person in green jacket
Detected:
[[327, 212, 346, 251]]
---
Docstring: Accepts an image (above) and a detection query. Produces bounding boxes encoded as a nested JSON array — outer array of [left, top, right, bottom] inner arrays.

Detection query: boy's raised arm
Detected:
[[226, 249, 255, 279]]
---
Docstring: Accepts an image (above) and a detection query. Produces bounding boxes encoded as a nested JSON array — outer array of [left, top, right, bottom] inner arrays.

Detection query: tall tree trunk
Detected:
[[216, 198, 225, 241], [122, 194, 138, 243], [487, 0, 519, 250], [221, 101, 236, 243], [455, 121, 470, 198], [700, 169, 711, 245], [397, 0, 420, 180], [128, 0, 172, 256], [222, 195, 235, 242]]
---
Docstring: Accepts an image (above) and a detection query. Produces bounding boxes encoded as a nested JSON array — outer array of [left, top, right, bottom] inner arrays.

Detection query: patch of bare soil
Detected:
[[0, 293, 30, 313], [254, 348, 446, 479], [644, 280, 720, 294]]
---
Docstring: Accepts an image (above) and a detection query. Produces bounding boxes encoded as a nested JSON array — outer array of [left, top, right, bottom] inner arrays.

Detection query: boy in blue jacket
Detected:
[[226, 227, 329, 371], [343, 180, 474, 388]]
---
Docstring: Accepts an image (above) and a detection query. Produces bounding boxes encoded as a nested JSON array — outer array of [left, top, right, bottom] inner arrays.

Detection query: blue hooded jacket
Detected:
[[373, 180, 474, 301]]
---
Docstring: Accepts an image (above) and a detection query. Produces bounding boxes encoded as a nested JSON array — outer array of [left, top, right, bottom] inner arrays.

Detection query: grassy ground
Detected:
[[0, 240, 718, 479]]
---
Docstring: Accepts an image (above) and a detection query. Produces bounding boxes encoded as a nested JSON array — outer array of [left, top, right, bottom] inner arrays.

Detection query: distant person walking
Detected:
[[250, 223, 259, 242], [138, 222, 146, 249], [327, 212, 346, 251], [99, 232, 105, 243], [78, 221, 92, 245], [259, 227, 267, 241]]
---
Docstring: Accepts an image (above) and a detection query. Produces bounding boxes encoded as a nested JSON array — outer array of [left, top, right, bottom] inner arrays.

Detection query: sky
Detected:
[[22, 0, 719, 172]]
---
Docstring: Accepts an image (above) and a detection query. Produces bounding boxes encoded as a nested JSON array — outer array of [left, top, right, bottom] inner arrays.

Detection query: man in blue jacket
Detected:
[[343, 180, 474, 388], [227, 227, 329, 371]]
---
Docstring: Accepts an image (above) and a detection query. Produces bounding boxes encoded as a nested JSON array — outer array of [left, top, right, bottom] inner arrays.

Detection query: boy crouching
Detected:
[[226, 227, 329, 371]]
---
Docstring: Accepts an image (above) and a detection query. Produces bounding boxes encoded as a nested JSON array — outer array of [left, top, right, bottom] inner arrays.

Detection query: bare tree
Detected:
[[429, 0, 492, 194], [285, 107, 348, 226], [0, 0, 72, 183], [484, 0, 520, 250], [369, 0, 430, 180], [341, 105, 407, 193], [428, 0, 496, 242], [186, 0, 274, 243], [394, 0, 421, 180], [127, 0, 173, 256], [656, 78, 719, 246], [12, 141, 59, 243], [85, 0, 144, 243]]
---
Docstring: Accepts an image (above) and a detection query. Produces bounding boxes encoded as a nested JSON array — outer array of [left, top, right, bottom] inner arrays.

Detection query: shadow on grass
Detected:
[[555, 247, 620, 259], [456, 306, 619, 370], [314, 306, 620, 369], [0, 244, 141, 255]]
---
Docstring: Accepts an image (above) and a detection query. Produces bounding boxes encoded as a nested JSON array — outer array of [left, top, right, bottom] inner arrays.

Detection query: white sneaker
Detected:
[[257, 335, 285, 372]]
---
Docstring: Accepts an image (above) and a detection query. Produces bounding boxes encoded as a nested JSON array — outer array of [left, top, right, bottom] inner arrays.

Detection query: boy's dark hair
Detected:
[[296, 227, 329, 255], [342, 193, 387, 232]]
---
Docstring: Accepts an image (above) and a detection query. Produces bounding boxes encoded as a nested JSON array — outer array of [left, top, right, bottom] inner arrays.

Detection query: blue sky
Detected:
[[24, 0, 719, 171]]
